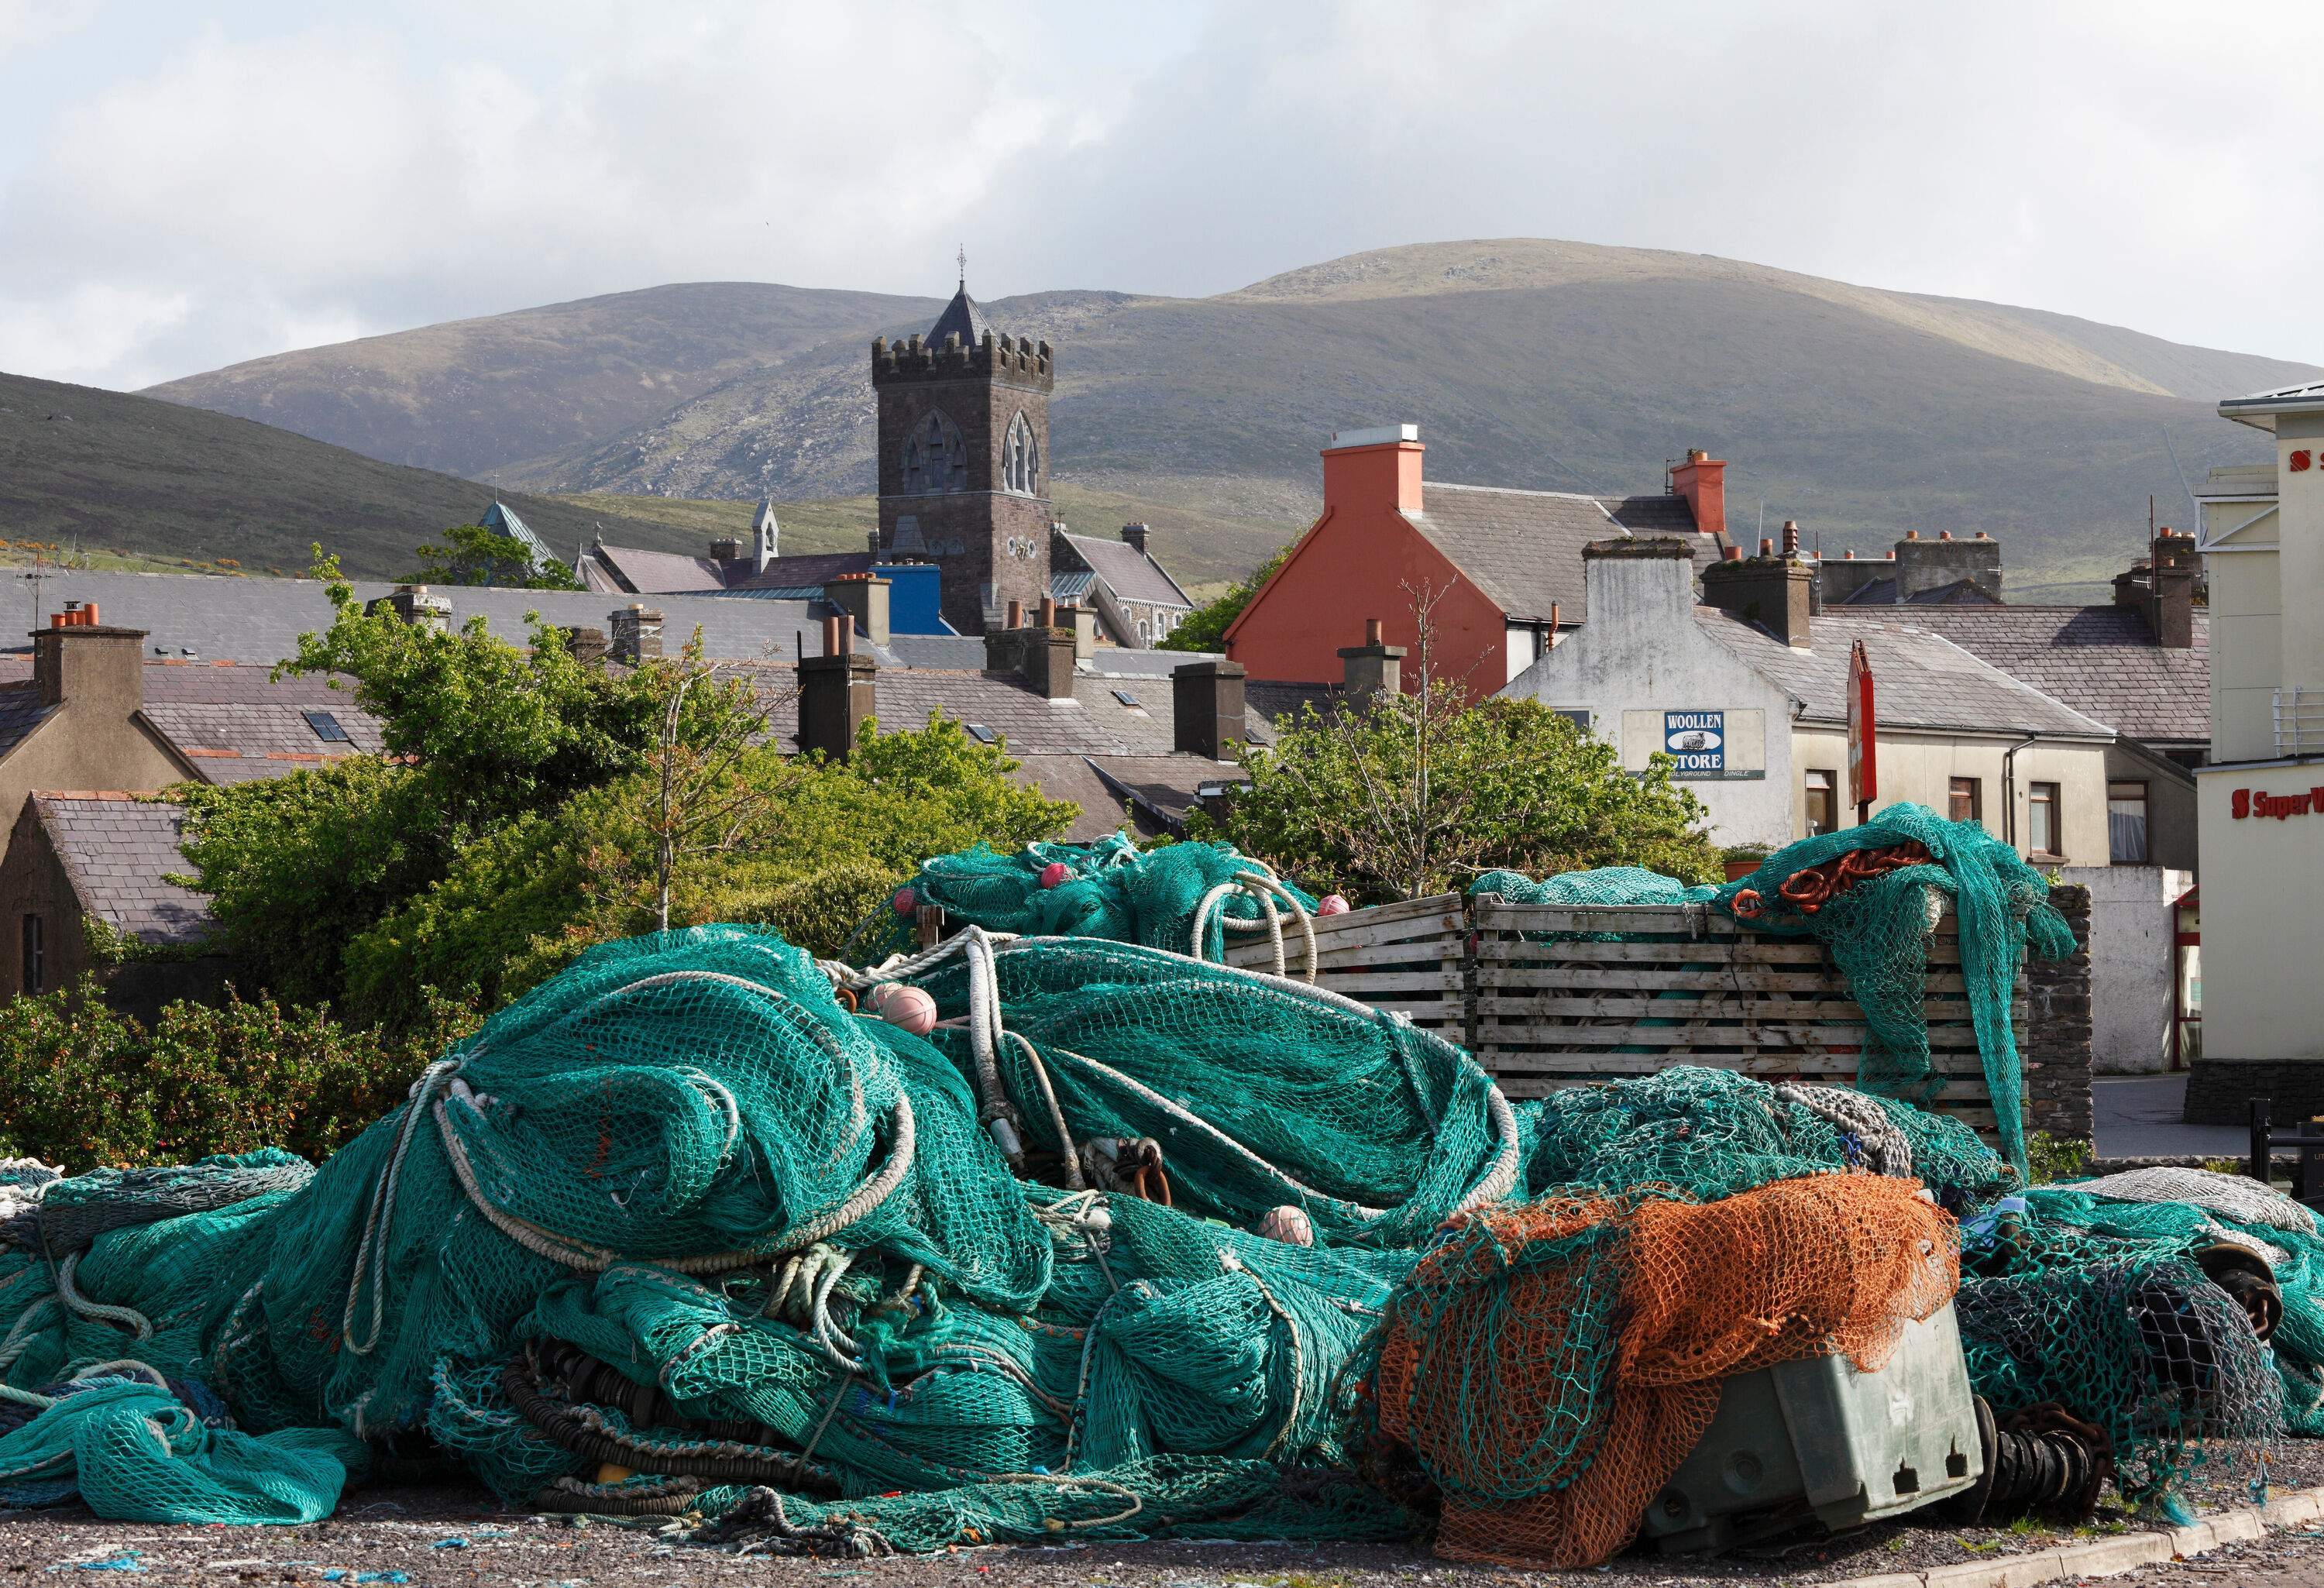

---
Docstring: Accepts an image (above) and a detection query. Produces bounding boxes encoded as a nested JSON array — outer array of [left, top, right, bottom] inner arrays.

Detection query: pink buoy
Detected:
[[1039, 861, 1071, 889], [1318, 894, 1350, 916], [1256, 1205, 1315, 1246], [892, 887, 917, 916], [868, 983, 937, 1036]]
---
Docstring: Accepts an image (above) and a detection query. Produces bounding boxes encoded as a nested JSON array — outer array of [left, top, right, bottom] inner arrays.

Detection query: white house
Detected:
[[1501, 536, 2117, 863]]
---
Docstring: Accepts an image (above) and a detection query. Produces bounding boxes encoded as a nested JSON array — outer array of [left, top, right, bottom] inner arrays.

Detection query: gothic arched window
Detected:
[[902, 410, 966, 495], [1002, 411, 1039, 496]]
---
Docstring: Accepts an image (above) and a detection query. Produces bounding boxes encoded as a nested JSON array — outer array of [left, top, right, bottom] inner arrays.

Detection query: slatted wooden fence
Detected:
[[1468, 896, 2024, 1141], [1219, 892, 2058, 1144], [1222, 892, 1466, 1038]]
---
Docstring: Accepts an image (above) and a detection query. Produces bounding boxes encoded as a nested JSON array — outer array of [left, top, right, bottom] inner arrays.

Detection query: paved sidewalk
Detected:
[[2092, 1074, 2246, 1160]]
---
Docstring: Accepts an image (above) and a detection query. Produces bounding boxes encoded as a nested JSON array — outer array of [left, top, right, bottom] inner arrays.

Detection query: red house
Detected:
[[1225, 424, 1730, 698]]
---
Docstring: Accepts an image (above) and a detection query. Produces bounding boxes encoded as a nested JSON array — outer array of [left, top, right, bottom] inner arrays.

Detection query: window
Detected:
[[1111, 689, 1140, 708], [1804, 769, 1838, 836], [20, 914, 41, 996], [965, 724, 999, 745], [303, 710, 351, 744], [2027, 781, 2062, 858], [902, 411, 967, 494], [1002, 412, 1039, 495], [2109, 780, 2150, 864], [1948, 776, 1982, 827]]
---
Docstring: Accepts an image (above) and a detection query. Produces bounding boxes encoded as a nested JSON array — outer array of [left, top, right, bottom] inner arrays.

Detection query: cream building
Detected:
[[2184, 380, 2324, 1120], [1502, 538, 2116, 862]]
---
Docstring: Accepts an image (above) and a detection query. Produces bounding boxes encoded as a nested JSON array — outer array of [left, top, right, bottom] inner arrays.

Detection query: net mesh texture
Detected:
[[0, 830, 2291, 1565]]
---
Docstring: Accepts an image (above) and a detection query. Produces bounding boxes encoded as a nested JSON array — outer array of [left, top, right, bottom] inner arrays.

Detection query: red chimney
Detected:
[[1321, 424, 1424, 516], [1669, 449, 1728, 540]]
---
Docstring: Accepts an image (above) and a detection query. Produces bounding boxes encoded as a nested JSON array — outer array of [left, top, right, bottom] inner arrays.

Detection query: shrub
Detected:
[[0, 980, 469, 1172]]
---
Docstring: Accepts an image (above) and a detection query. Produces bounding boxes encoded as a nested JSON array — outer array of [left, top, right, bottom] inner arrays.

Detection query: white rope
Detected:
[[435, 1088, 915, 1276], [1012, 1031, 1085, 1190], [56, 1253, 153, 1341], [1222, 1249, 1305, 1461], [342, 1057, 462, 1356]]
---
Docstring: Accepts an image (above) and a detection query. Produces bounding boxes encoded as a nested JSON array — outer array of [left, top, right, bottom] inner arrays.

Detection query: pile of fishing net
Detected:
[[1473, 802, 2075, 1172], [0, 923, 1507, 1546], [850, 838, 1322, 974]]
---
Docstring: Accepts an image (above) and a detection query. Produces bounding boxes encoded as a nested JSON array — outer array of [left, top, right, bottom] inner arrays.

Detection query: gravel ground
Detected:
[[4, 1441, 2322, 1588]]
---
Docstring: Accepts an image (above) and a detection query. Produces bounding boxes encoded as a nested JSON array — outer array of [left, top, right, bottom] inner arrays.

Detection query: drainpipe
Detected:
[[2001, 733, 2040, 853]]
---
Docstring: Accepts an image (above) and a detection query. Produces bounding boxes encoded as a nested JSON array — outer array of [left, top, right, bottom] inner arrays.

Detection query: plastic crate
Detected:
[[1642, 1301, 1982, 1553]]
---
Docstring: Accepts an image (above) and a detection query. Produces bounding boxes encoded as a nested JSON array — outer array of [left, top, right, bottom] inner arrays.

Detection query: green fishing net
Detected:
[[853, 840, 1319, 968], [1473, 803, 2073, 1174]]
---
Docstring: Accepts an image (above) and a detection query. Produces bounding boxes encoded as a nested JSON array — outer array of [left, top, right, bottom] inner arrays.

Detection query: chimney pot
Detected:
[[822, 614, 843, 657], [1723, 545, 1743, 562], [1006, 600, 1024, 631], [1903, 530, 1920, 540], [1938, 530, 1953, 541], [1843, 549, 1855, 560], [1758, 537, 1775, 558], [1780, 521, 1800, 557], [1038, 596, 1057, 628], [1974, 531, 1990, 541], [1365, 617, 1383, 645]]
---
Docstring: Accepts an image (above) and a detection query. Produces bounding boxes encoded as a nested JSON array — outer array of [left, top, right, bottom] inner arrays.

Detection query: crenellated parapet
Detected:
[[871, 329, 1054, 391]]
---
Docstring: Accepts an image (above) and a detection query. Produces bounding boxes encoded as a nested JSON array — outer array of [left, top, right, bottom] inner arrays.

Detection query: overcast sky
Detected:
[[3, 0, 2320, 391]]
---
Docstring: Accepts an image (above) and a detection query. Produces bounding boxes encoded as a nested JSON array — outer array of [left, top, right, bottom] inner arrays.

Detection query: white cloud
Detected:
[[0, 0, 2319, 391]]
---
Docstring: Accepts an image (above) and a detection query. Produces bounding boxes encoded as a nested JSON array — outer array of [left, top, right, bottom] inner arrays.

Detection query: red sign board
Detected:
[[1848, 641, 1877, 813], [2233, 786, 2324, 820]]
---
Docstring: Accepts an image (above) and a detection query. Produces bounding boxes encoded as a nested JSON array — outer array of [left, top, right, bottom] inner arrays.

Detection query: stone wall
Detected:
[[2185, 1061, 2324, 1127], [2024, 882, 2095, 1143]]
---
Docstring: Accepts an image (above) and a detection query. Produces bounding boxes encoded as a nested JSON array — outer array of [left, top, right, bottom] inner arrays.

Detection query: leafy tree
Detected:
[[407, 521, 583, 590], [342, 715, 1076, 1021], [1159, 540, 1294, 652], [1194, 586, 1717, 901]]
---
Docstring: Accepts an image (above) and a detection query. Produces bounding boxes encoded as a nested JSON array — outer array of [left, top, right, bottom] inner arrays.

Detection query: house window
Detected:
[[1804, 769, 1838, 836], [303, 710, 351, 743], [20, 914, 41, 996], [1552, 709, 1590, 733], [2109, 780, 2150, 864], [1948, 776, 1983, 827], [2027, 782, 2062, 858]]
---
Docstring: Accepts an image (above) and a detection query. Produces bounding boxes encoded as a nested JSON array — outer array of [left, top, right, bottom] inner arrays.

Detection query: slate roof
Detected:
[[585, 545, 726, 594], [32, 794, 212, 946], [1834, 576, 1899, 605], [926, 286, 992, 349], [741, 665, 1280, 761], [1697, 610, 2115, 740], [724, 552, 875, 593], [1404, 484, 1707, 623], [0, 687, 55, 762], [2221, 379, 2324, 431], [1055, 533, 1193, 610], [1886, 606, 2212, 748], [0, 571, 852, 665]]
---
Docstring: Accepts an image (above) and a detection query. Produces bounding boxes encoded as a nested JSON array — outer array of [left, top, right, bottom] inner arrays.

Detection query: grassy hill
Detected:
[[0, 370, 723, 579], [139, 240, 2320, 599]]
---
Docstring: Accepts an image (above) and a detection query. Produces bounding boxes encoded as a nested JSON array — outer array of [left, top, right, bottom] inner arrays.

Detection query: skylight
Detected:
[[303, 710, 352, 744], [966, 724, 999, 745]]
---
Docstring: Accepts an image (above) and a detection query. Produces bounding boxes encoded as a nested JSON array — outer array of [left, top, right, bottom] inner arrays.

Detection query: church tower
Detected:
[[871, 274, 1054, 634]]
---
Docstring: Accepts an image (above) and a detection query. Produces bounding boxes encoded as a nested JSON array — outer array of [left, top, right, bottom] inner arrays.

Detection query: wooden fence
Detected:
[[1221, 892, 1466, 1038], [1219, 891, 2069, 1145]]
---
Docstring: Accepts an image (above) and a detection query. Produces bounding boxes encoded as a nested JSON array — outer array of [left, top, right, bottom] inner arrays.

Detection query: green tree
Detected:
[[1159, 540, 1294, 652], [1195, 589, 1717, 902], [407, 522, 583, 590], [342, 715, 1076, 1021]]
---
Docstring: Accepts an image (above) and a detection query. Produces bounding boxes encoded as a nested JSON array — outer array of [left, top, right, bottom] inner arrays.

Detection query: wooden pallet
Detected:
[[1470, 898, 2022, 1139], [1222, 892, 1466, 1036]]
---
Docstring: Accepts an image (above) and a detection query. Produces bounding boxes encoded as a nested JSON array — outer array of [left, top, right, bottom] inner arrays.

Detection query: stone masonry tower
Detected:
[[871, 276, 1054, 634]]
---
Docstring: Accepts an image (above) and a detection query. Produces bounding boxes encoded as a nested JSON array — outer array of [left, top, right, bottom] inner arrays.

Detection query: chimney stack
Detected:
[[1667, 448, 1729, 541], [1120, 523, 1150, 557], [982, 603, 1076, 699], [1337, 617, 1406, 701], [563, 627, 610, 665], [610, 604, 664, 665], [2145, 529, 2199, 649], [30, 614, 146, 713], [1892, 529, 2003, 601], [1173, 659, 1246, 761], [710, 536, 742, 563], [366, 584, 453, 633], [1320, 424, 1424, 517], [825, 573, 892, 648], [1700, 535, 1812, 648], [1582, 537, 1700, 641], [797, 614, 877, 759]]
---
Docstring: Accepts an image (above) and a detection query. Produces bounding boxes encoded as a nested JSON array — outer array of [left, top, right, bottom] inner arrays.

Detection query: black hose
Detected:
[[499, 1357, 840, 1492], [1941, 1397, 2111, 1524]]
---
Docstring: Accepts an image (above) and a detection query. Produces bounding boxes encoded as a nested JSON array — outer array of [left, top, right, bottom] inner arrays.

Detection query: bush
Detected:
[[0, 980, 468, 1172], [712, 861, 910, 960]]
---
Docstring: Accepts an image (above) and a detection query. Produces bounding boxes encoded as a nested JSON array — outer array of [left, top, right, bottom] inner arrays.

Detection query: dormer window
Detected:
[[1003, 411, 1039, 496]]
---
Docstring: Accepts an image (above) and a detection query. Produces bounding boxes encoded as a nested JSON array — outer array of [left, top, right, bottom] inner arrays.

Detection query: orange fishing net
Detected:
[[1373, 1174, 1959, 1569]]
